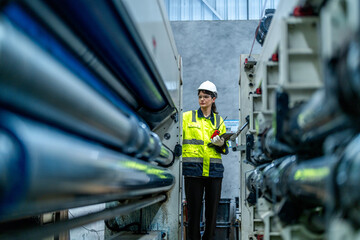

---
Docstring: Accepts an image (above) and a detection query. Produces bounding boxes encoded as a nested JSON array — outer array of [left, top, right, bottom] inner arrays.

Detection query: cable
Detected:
[[156, 143, 175, 168]]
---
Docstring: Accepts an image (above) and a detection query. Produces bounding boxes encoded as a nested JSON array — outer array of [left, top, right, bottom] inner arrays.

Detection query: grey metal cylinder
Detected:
[[336, 134, 360, 226], [0, 111, 175, 222], [0, 18, 172, 163], [287, 156, 335, 207]]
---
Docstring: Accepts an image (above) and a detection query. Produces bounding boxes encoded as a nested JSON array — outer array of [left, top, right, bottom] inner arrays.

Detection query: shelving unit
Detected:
[[279, 16, 323, 106]]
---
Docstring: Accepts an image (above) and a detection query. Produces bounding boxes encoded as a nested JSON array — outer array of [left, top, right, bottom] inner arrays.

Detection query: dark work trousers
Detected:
[[185, 176, 222, 240]]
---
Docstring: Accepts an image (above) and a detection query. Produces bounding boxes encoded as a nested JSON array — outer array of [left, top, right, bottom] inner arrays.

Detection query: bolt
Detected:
[[164, 133, 171, 140]]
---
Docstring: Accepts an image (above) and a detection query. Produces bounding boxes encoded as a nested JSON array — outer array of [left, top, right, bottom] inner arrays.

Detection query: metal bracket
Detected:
[[246, 134, 254, 162], [171, 112, 178, 123], [174, 144, 182, 157], [232, 144, 246, 152], [244, 57, 257, 86]]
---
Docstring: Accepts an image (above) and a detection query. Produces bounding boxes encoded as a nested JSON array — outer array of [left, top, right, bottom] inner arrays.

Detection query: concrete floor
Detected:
[[69, 204, 105, 240]]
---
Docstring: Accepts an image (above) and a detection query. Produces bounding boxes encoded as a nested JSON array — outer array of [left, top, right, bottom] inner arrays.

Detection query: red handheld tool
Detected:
[[210, 116, 227, 139], [211, 130, 220, 139]]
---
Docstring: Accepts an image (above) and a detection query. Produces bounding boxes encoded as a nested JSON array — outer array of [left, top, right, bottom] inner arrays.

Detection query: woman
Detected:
[[182, 80, 228, 240]]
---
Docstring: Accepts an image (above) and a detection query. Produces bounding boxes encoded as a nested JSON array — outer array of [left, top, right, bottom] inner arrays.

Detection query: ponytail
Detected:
[[212, 102, 218, 114]]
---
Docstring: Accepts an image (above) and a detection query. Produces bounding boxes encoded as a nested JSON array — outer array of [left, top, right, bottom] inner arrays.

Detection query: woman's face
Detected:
[[198, 91, 215, 109]]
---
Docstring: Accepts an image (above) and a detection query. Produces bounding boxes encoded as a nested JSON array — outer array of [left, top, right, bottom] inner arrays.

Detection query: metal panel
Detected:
[[164, 0, 280, 20], [120, 0, 181, 113], [239, 0, 248, 19], [193, 0, 203, 20], [227, 0, 236, 20], [249, 0, 277, 20], [216, 0, 225, 19], [168, 0, 180, 20]]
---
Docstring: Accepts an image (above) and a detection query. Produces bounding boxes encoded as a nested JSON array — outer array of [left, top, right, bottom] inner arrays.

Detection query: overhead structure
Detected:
[[0, 0, 182, 239]]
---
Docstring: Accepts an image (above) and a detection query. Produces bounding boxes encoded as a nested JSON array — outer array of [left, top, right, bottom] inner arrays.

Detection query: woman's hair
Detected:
[[198, 90, 218, 114]]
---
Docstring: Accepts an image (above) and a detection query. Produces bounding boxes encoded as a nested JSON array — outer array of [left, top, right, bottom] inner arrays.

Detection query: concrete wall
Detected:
[[170, 20, 261, 231]]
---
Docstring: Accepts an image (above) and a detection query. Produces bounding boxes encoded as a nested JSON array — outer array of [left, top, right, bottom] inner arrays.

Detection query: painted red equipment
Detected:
[[211, 130, 220, 139]]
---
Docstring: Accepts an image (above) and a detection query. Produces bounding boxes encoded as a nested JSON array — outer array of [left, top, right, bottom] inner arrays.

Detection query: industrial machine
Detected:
[[0, 0, 182, 239], [1, 0, 359, 239], [237, 0, 360, 239]]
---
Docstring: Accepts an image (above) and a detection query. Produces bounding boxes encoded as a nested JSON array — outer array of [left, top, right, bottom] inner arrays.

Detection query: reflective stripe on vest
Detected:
[[183, 157, 222, 164], [183, 139, 204, 145]]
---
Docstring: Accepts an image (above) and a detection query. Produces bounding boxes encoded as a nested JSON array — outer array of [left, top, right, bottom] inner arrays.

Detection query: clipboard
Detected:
[[219, 132, 234, 141], [207, 132, 234, 148]]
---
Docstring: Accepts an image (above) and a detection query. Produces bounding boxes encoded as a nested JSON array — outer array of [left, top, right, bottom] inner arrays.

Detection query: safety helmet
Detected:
[[198, 81, 217, 98]]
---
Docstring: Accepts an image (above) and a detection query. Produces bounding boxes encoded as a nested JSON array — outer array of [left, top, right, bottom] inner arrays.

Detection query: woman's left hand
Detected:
[[211, 135, 225, 146]]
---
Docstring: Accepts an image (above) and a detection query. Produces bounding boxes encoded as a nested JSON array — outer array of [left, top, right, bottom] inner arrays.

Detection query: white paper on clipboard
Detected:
[[224, 120, 239, 147]]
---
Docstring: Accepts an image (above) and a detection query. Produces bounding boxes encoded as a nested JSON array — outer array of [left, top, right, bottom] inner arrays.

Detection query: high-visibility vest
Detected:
[[182, 110, 227, 177]]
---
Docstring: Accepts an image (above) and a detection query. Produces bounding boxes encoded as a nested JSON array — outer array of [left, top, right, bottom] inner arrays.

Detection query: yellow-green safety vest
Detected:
[[182, 110, 227, 177]]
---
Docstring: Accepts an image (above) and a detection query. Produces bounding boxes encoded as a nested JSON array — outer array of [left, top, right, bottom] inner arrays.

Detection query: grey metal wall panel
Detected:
[[193, 0, 202, 20], [227, 0, 235, 20], [239, 0, 248, 20], [248, 0, 260, 20], [204, 0, 216, 20], [164, 0, 279, 20], [216, 0, 224, 19], [249, 0, 278, 19]]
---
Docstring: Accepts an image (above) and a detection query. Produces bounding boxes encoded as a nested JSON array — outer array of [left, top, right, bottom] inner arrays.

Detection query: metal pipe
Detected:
[[151, 133, 174, 166], [9, 0, 139, 110], [280, 90, 352, 152], [335, 134, 360, 226], [247, 134, 360, 226], [327, 32, 360, 118], [43, 0, 174, 112], [286, 156, 335, 207], [0, 129, 24, 216], [263, 128, 294, 158], [0, 18, 173, 162], [247, 154, 334, 206], [0, 195, 166, 240], [0, 111, 175, 222], [157, 145, 175, 166], [255, 156, 295, 203]]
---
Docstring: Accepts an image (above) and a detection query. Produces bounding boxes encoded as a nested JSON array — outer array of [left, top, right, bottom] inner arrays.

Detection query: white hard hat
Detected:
[[198, 81, 217, 97]]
